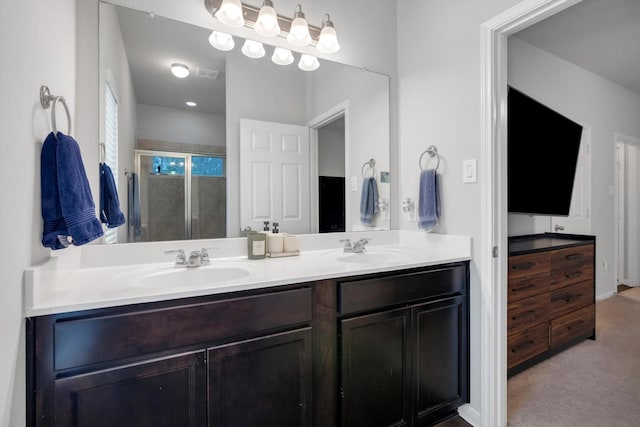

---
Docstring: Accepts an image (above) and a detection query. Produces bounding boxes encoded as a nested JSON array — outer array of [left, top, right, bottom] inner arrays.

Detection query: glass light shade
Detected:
[[186, 101, 197, 107], [241, 39, 266, 59], [215, 0, 245, 28], [255, 1, 280, 37], [271, 47, 294, 65], [317, 25, 340, 53], [298, 54, 319, 71], [209, 31, 235, 51], [287, 12, 311, 46], [170, 63, 190, 78]]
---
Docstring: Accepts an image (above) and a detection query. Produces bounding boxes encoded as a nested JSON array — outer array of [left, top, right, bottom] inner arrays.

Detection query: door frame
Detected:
[[308, 101, 351, 233], [479, 1, 583, 426]]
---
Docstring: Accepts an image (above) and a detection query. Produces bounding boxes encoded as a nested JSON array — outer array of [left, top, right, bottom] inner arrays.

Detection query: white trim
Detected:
[[458, 404, 481, 427], [480, 1, 583, 426], [596, 291, 615, 301]]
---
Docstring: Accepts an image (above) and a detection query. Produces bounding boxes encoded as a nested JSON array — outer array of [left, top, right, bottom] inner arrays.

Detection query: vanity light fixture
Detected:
[[254, 0, 280, 37], [209, 30, 235, 51], [271, 47, 294, 65], [170, 63, 190, 78], [214, 0, 245, 28], [316, 14, 340, 53], [298, 54, 319, 71], [186, 101, 197, 107], [287, 4, 311, 47], [241, 39, 266, 58]]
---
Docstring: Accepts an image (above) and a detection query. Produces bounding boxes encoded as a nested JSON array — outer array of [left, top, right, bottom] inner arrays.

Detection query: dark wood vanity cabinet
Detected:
[[28, 261, 469, 427]]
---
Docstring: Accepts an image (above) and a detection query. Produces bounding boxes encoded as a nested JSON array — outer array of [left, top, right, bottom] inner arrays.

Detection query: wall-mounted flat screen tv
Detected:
[[508, 87, 583, 216]]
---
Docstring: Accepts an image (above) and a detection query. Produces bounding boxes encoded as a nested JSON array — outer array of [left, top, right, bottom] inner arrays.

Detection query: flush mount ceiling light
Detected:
[[241, 39, 266, 58], [287, 4, 311, 47], [214, 0, 245, 28], [255, 0, 280, 37], [298, 54, 319, 71], [209, 30, 235, 51], [316, 14, 340, 53], [271, 47, 294, 65], [170, 63, 190, 78], [186, 101, 198, 107]]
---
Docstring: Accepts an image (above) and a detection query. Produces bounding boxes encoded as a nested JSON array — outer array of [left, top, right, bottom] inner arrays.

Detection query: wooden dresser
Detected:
[[507, 233, 596, 376]]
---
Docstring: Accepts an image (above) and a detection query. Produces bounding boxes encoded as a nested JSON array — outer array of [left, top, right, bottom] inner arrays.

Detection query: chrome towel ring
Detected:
[[419, 145, 440, 171], [361, 158, 376, 178], [40, 85, 71, 136]]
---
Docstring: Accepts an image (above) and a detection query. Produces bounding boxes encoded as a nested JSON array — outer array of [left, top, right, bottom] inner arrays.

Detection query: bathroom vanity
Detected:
[[507, 233, 596, 376], [25, 232, 471, 427]]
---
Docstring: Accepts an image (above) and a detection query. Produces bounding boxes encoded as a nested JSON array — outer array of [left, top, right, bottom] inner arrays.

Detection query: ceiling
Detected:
[[514, 0, 640, 96]]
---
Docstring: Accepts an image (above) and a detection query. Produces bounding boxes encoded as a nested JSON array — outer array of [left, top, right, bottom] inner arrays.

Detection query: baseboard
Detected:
[[458, 404, 481, 426], [596, 291, 615, 301]]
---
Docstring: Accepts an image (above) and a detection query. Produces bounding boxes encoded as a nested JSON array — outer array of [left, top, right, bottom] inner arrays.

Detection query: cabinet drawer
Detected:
[[508, 252, 550, 280], [550, 280, 593, 318], [508, 273, 550, 303], [338, 265, 466, 315], [550, 245, 594, 290], [551, 304, 595, 349], [507, 293, 549, 335], [507, 322, 549, 369], [53, 287, 312, 371]]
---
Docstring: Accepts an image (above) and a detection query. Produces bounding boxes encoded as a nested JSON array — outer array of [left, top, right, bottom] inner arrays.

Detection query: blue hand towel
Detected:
[[100, 163, 126, 228], [41, 132, 104, 249], [418, 168, 440, 230], [360, 177, 379, 226]]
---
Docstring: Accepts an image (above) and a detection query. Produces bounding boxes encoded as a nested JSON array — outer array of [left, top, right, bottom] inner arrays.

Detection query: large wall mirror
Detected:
[[99, 2, 391, 243]]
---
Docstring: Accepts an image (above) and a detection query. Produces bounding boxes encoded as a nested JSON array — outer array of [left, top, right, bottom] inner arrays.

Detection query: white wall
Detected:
[[0, 1, 76, 426], [137, 104, 226, 147], [396, 0, 523, 420], [507, 36, 640, 298]]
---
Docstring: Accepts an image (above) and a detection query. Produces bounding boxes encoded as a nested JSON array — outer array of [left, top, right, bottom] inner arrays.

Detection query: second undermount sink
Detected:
[[122, 262, 258, 290]]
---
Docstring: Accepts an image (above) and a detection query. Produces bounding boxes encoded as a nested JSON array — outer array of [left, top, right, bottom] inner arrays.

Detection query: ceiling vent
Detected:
[[196, 67, 219, 79]]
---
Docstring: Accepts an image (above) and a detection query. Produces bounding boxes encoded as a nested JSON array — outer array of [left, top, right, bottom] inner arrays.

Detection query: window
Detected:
[[104, 82, 119, 244], [149, 155, 225, 177]]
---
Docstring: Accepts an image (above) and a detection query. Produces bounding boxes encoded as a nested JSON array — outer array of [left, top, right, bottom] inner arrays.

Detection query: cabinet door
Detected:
[[54, 351, 206, 427], [208, 328, 312, 427], [341, 308, 412, 427], [414, 295, 468, 424]]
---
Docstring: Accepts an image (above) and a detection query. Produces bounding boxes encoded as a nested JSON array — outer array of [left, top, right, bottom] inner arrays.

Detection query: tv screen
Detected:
[[508, 87, 583, 216]]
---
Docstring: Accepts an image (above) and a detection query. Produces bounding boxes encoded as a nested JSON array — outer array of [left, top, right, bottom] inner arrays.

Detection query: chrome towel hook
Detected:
[[40, 85, 71, 136], [419, 145, 440, 171]]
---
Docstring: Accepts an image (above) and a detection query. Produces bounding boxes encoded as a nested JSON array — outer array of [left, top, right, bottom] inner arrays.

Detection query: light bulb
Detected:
[[215, 0, 245, 28], [186, 101, 197, 107], [287, 5, 311, 47], [241, 39, 266, 59], [170, 63, 189, 78], [209, 31, 235, 51], [317, 15, 340, 53], [255, 0, 280, 37], [298, 54, 319, 71], [271, 47, 294, 65]]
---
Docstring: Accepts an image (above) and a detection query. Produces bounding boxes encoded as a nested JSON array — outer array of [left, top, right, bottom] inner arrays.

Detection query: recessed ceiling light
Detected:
[[186, 101, 197, 107], [171, 63, 190, 78]]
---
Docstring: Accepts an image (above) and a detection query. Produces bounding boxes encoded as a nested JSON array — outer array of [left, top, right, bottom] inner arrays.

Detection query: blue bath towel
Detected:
[[41, 132, 103, 249], [99, 163, 126, 228], [360, 177, 379, 225], [418, 168, 440, 230]]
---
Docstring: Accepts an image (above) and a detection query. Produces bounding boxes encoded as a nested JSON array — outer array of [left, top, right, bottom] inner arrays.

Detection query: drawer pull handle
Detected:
[[512, 284, 535, 292], [512, 262, 535, 271], [565, 271, 582, 279], [565, 253, 583, 260]]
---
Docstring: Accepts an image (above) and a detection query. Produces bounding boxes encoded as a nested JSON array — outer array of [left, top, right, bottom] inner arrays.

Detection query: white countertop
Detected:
[[24, 231, 471, 316]]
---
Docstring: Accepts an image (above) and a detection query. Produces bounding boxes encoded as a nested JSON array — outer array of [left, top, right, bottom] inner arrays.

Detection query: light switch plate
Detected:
[[463, 159, 477, 183], [351, 176, 358, 191]]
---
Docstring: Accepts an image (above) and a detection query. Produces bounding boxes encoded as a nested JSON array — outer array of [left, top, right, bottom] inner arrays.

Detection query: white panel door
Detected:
[[552, 127, 591, 235], [240, 118, 310, 234]]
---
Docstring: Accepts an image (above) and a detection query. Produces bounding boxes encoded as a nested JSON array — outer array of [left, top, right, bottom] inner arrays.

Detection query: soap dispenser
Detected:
[[267, 222, 284, 255]]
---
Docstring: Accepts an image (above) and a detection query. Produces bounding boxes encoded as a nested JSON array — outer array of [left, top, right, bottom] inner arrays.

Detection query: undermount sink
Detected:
[[332, 247, 416, 265], [122, 262, 258, 290]]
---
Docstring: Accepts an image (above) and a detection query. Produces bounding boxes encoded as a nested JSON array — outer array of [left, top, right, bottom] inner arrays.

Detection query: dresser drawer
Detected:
[[508, 252, 550, 280], [550, 280, 593, 318], [550, 245, 594, 290], [551, 304, 595, 349], [338, 264, 466, 315], [53, 287, 312, 371], [507, 322, 549, 369], [507, 293, 549, 335], [508, 273, 550, 303]]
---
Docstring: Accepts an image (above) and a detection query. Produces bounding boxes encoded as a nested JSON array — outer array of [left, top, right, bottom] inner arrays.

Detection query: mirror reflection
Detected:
[[99, 2, 390, 243]]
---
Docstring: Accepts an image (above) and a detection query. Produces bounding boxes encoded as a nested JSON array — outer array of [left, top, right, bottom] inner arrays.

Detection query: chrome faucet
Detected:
[[340, 238, 370, 253], [166, 248, 214, 267]]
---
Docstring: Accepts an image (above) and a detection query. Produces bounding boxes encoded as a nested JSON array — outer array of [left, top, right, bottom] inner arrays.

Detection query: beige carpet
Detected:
[[508, 287, 640, 427]]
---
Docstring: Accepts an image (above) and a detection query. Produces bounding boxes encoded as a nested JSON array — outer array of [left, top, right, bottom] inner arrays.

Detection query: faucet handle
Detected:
[[165, 249, 187, 265], [339, 239, 352, 252], [200, 247, 217, 264]]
